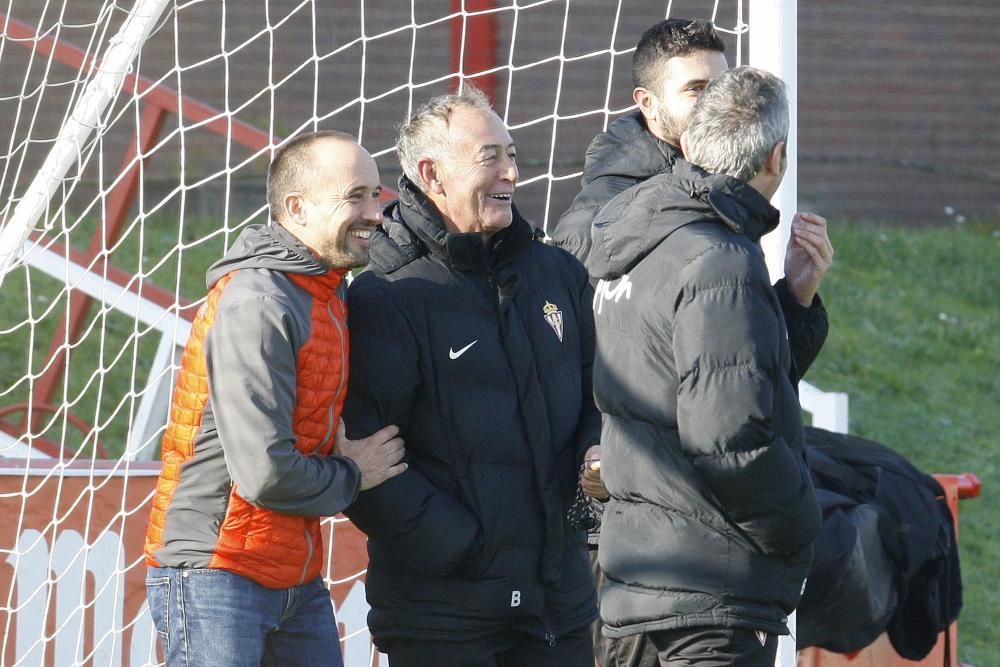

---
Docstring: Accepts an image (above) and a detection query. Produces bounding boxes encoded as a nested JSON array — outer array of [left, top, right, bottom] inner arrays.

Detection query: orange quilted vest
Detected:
[[145, 268, 348, 588]]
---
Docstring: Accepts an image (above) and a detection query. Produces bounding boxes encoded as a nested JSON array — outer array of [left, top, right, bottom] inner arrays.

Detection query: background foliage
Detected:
[[805, 221, 999, 665]]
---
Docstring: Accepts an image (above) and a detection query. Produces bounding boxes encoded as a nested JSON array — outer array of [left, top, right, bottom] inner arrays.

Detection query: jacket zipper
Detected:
[[490, 269, 560, 649], [544, 587, 558, 647], [488, 276, 500, 310], [299, 297, 346, 585], [311, 299, 347, 455], [298, 528, 314, 585], [327, 299, 348, 412]]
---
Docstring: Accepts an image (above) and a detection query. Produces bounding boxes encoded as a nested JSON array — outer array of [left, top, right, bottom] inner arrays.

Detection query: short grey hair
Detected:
[[267, 129, 355, 222], [684, 66, 788, 182], [396, 85, 495, 188]]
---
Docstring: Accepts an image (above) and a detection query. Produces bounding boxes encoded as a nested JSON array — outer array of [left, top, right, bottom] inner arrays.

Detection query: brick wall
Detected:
[[798, 0, 1000, 224], [1, 0, 996, 229]]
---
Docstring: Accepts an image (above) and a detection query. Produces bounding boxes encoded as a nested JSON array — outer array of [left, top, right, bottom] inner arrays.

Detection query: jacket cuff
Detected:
[[774, 278, 824, 320], [332, 454, 364, 507]]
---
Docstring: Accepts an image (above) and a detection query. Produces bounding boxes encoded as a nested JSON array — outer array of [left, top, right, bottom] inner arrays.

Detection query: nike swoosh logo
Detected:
[[449, 339, 478, 360]]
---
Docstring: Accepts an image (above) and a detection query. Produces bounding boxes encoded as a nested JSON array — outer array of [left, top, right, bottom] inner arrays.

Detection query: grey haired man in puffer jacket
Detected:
[[587, 66, 833, 667]]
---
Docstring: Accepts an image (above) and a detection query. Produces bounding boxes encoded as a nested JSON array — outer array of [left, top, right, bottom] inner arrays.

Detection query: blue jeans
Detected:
[[146, 567, 345, 667]]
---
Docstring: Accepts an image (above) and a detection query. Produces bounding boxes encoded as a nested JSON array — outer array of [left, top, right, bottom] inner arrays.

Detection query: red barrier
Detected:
[[1, 459, 979, 667], [0, 460, 377, 667]]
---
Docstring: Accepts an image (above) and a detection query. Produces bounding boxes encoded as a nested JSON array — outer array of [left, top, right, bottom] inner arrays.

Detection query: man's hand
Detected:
[[784, 212, 834, 307], [580, 444, 609, 501], [334, 421, 407, 491]]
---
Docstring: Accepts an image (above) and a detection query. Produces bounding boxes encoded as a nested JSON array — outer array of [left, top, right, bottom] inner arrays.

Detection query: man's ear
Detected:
[[766, 140, 787, 177], [633, 87, 657, 122], [417, 158, 444, 195], [679, 131, 692, 160], [283, 192, 306, 226]]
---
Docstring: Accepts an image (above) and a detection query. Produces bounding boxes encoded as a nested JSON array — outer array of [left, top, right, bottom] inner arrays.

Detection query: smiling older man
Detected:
[[342, 87, 603, 666]]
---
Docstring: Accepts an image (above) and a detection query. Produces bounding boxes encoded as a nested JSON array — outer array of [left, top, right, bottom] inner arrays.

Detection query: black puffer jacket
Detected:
[[549, 110, 679, 264], [552, 110, 826, 378], [343, 177, 601, 645], [586, 160, 822, 638], [551, 111, 828, 548]]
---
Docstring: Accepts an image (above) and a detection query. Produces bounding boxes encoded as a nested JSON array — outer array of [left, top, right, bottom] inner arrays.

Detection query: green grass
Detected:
[[0, 213, 246, 458], [804, 221, 1000, 665]]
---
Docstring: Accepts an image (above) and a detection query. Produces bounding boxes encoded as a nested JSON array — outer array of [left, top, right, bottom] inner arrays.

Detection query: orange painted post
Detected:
[[450, 0, 498, 102]]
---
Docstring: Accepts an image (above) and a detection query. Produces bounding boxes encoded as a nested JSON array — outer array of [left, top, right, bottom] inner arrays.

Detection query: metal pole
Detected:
[[751, 7, 801, 666], [449, 0, 498, 101], [0, 0, 173, 288], [750, 0, 798, 285]]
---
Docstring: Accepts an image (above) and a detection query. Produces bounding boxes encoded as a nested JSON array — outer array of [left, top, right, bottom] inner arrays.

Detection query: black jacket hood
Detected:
[[205, 222, 331, 289], [582, 110, 679, 185], [548, 110, 681, 263], [587, 159, 780, 281]]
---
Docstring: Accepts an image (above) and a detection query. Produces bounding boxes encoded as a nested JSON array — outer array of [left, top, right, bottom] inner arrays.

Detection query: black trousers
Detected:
[[593, 548, 777, 667], [591, 548, 654, 667], [606, 627, 778, 667], [381, 624, 594, 667]]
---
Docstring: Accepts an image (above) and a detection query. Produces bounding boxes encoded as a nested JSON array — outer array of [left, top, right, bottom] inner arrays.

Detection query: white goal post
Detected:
[[0, 0, 172, 288], [0, 2, 841, 665]]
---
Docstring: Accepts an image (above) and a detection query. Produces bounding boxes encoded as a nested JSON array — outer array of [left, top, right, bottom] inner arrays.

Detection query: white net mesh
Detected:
[[0, 2, 761, 665]]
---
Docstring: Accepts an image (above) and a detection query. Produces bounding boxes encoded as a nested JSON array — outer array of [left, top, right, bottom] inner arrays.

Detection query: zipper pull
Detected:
[[545, 631, 556, 647]]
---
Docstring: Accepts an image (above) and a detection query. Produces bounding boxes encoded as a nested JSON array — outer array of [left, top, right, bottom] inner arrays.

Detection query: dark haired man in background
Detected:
[[557, 19, 834, 666]]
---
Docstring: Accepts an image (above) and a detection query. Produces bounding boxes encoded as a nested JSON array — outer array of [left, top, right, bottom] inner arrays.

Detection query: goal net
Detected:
[[0, 2, 796, 665]]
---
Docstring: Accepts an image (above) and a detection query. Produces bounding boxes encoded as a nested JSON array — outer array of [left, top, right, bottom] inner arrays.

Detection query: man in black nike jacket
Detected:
[[342, 86, 602, 666]]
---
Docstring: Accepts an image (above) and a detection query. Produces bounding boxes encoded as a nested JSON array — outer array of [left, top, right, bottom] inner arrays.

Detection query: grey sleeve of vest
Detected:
[[206, 293, 361, 517]]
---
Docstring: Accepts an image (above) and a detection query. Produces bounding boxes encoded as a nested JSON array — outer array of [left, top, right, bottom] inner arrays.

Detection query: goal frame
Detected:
[[0, 3, 841, 666]]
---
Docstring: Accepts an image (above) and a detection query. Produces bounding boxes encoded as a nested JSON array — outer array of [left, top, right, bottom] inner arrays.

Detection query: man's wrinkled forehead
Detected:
[[313, 138, 379, 191], [447, 107, 513, 154]]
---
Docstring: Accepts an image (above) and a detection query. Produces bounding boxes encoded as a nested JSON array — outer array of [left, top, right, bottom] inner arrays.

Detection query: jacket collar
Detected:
[[369, 176, 536, 274], [587, 159, 780, 280], [583, 110, 681, 184], [205, 221, 347, 289]]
